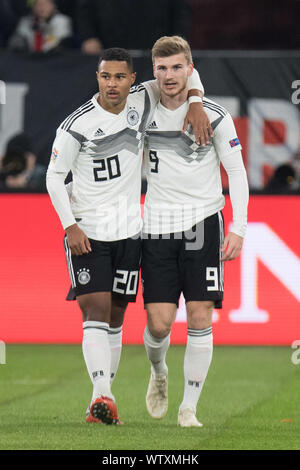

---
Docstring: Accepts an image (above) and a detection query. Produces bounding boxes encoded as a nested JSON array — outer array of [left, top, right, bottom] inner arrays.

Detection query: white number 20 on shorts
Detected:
[[113, 270, 139, 295]]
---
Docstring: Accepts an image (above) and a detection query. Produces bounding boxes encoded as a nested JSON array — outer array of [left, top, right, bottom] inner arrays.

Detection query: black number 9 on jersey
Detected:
[[93, 155, 121, 181]]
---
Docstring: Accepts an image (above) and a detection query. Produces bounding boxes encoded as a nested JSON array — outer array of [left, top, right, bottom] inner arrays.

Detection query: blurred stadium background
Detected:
[[0, 0, 299, 347]]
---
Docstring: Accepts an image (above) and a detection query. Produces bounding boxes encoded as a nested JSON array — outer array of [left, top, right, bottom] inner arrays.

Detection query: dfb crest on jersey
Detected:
[[127, 109, 139, 126], [77, 268, 91, 285]]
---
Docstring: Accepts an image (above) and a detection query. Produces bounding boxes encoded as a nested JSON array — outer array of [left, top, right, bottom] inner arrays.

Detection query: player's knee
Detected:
[[186, 301, 214, 329], [81, 306, 110, 323], [78, 295, 111, 323], [146, 304, 176, 338], [149, 324, 171, 339], [147, 316, 172, 338]]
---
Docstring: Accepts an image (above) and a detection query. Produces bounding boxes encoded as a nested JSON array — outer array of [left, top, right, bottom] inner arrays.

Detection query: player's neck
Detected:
[[97, 95, 126, 115], [160, 88, 188, 110]]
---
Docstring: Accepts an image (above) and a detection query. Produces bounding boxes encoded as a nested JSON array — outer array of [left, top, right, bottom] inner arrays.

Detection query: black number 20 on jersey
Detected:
[[93, 155, 121, 181]]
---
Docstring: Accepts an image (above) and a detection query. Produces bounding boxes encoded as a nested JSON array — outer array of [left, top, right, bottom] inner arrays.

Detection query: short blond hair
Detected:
[[152, 36, 192, 64]]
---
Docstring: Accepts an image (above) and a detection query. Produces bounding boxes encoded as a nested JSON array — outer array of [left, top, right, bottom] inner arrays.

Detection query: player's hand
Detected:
[[182, 103, 213, 147], [221, 232, 243, 261], [65, 224, 92, 256]]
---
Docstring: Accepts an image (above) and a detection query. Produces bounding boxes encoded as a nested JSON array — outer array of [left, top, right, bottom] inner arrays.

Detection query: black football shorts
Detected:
[[141, 212, 224, 308], [64, 234, 141, 302]]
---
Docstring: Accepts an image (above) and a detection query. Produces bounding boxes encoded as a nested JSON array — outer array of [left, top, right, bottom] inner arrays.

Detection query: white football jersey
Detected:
[[143, 97, 244, 234], [47, 82, 158, 241]]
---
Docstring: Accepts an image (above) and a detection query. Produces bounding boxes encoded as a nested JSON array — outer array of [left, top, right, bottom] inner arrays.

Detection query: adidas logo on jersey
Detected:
[[94, 128, 105, 136], [148, 121, 158, 129]]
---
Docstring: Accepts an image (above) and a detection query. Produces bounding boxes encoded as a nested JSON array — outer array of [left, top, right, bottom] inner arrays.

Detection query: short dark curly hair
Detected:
[[98, 48, 133, 71]]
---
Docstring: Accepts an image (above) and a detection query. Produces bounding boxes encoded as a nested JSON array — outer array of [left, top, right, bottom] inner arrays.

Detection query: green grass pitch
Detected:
[[0, 344, 299, 450]]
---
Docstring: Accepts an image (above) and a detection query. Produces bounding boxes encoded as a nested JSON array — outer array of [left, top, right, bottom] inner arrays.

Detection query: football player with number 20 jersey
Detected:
[[142, 36, 249, 428], [46, 47, 208, 425]]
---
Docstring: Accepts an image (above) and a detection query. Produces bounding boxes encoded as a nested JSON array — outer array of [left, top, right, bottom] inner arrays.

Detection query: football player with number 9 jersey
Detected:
[[141, 36, 249, 428]]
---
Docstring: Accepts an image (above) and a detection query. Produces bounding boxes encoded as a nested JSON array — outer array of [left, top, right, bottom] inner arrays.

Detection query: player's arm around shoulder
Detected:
[[141, 70, 212, 146], [182, 69, 213, 147]]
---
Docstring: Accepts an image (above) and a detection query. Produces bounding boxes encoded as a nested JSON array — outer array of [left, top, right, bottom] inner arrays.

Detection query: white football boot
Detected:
[[178, 407, 203, 427], [146, 372, 168, 419]]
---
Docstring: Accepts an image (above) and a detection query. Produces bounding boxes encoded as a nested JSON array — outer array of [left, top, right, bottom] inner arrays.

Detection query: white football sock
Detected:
[[179, 327, 213, 413], [143, 325, 170, 376], [108, 326, 123, 385], [82, 321, 114, 401]]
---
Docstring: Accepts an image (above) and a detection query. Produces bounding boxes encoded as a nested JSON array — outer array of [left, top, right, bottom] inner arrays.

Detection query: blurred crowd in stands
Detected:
[[0, 133, 46, 190], [0, 0, 299, 53]]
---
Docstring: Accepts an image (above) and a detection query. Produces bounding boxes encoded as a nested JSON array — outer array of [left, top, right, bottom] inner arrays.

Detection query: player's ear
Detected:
[[153, 64, 158, 79], [131, 72, 136, 85], [187, 62, 194, 77]]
